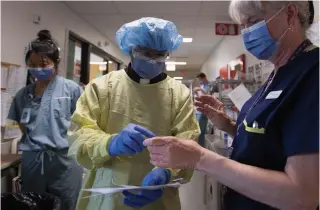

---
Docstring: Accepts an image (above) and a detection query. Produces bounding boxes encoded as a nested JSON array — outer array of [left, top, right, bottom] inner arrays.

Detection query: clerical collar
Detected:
[[125, 64, 167, 84]]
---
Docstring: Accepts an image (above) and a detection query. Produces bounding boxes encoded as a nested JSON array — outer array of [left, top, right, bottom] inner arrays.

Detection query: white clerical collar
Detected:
[[139, 78, 150, 84]]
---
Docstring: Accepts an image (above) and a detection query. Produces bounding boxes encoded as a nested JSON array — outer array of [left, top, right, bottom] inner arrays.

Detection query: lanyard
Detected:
[[236, 39, 312, 134], [289, 39, 312, 61]]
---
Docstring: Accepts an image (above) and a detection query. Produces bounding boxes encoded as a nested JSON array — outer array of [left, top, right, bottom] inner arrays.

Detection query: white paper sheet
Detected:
[[7, 66, 26, 96], [83, 183, 181, 195], [228, 84, 252, 111], [4, 126, 21, 139], [1, 91, 22, 139], [1, 66, 9, 89], [1, 92, 11, 126]]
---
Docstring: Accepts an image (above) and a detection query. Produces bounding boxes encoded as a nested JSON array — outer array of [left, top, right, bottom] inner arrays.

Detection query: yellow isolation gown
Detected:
[[68, 69, 200, 210]]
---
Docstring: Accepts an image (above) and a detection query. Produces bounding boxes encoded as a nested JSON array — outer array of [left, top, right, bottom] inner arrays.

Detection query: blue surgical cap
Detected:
[[116, 17, 183, 55]]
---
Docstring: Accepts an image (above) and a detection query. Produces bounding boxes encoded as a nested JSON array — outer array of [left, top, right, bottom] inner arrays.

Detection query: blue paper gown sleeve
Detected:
[[282, 67, 319, 157]]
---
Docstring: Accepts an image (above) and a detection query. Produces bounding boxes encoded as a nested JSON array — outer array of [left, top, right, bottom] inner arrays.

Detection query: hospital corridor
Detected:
[[1, 1, 319, 210]]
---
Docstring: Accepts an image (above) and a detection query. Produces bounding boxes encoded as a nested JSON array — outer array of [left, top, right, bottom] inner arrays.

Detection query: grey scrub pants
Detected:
[[21, 150, 83, 210], [196, 113, 208, 147]]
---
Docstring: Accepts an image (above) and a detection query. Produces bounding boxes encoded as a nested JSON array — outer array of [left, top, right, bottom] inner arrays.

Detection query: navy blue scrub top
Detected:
[[224, 44, 319, 210]]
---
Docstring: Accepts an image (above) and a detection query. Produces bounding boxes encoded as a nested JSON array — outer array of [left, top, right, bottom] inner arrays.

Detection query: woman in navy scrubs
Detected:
[[144, 1, 319, 210]]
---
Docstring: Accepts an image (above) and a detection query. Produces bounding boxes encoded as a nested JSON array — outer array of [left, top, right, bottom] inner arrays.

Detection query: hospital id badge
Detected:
[[20, 108, 31, 124]]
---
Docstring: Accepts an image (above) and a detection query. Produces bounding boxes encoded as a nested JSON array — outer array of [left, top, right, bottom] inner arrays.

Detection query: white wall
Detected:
[[201, 35, 259, 81], [1, 1, 130, 77]]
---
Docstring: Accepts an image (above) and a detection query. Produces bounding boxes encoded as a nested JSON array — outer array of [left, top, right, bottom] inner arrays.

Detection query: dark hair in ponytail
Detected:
[[25, 30, 60, 69]]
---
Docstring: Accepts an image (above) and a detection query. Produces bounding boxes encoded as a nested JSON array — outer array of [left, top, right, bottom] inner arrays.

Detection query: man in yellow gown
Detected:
[[68, 17, 200, 210]]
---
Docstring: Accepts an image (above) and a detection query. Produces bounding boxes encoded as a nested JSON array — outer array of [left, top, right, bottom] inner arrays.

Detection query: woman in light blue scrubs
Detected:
[[8, 30, 83, 210]]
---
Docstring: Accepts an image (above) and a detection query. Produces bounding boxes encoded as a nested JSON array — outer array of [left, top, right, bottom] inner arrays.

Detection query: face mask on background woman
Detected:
[[28, 65, 54, 81]]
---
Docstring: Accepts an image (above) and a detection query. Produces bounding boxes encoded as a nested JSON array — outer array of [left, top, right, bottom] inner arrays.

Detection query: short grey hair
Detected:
[[229, 0, 311, 31]]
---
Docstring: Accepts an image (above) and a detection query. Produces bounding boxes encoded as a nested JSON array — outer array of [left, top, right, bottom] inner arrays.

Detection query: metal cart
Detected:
[[205, 79, 261, 210]]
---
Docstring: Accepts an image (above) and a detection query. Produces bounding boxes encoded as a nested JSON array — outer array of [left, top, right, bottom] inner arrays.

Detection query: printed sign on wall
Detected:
[[215, 23, 239, 35]]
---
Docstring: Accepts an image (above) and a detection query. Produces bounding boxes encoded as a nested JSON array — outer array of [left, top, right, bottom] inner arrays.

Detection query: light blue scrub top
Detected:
[[8, 76, 83, 151]]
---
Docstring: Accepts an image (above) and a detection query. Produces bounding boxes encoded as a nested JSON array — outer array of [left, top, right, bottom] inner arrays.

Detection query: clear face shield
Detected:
[[132, 46, 169, 64]]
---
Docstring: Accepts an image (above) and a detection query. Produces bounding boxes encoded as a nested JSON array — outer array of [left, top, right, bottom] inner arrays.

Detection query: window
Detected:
[[89, 45, 121, 82], [89, 52, 106, 81], [108, 60, 119, 72], [67, 31, 121, 84], [67, 37, 82, 84]]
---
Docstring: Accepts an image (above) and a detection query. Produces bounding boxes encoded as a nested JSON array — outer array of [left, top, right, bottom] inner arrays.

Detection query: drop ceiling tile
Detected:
[[115, 1, 202, 15], [195, 16, 233, 32], [199, 1, 230, 16], [82, 14, 125, 29], [65, 1, 118, 14]]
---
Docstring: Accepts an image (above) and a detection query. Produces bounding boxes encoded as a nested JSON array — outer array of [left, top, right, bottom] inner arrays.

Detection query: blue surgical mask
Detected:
[[131, 58, 165, 79], [28, 66, 54, 81], [242, 7, 289, 60]]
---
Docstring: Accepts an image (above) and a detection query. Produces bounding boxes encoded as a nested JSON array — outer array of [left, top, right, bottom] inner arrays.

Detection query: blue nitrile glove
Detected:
[[108, 123, 155, 156], [122, 168, 171, 208]]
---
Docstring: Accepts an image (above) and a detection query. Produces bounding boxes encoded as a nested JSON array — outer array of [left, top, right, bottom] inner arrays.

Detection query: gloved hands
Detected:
[[108, 123, 155, 156], [123, 168, 170, 208]]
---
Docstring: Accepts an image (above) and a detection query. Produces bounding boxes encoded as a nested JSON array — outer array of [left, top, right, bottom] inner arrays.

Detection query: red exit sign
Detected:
[[215, 23, 239, 36]]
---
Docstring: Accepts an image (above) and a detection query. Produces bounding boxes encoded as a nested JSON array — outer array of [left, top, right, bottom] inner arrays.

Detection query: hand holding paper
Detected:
[[82, 171, 179, 202], [82, 182, 180, 195], [123, 168, 170, 208]]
